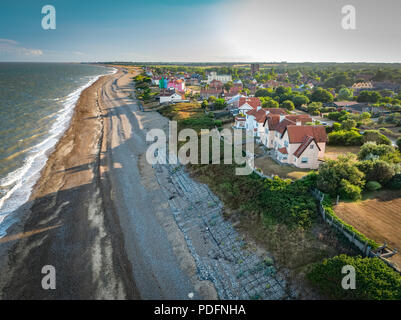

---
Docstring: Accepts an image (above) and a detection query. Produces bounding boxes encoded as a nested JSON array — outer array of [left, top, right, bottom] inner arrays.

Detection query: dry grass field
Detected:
[[254, 155, 311, 179], [335, 190, 401, 267]]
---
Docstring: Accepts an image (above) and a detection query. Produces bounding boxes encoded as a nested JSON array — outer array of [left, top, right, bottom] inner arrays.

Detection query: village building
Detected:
[[351, 81, 374, 93], [159, 90, 185, 104], [238, 97, 261, 115], [274, 125, 327, 169], [207, 71, 232, 84]]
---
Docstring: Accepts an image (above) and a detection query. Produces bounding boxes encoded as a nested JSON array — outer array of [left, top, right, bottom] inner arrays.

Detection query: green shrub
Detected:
[[214, 120, 223, 127], [365, 181, 382, 191], [357, 160, 395, 185], [362, 130, 391, 145], [339, 179, 362, 200], [387, 173, 401, 190], [307, 255, 401, 300], [328, 130, 363, 146]]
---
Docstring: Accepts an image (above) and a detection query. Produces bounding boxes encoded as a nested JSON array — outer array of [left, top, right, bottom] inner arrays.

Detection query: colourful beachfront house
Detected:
[[167, 79, 186, 92]]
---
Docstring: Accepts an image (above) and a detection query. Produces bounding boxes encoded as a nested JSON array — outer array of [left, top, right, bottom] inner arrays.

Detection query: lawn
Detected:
[[323, 145, 360, 160], [334, 189, 401, 268], [254, 154, 311, 179]]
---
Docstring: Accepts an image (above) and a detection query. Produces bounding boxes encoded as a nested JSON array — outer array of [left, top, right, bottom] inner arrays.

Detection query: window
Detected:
[[284, 140, 289, 147], [301, 157, 308, 163], [310, 144, 314, 149]]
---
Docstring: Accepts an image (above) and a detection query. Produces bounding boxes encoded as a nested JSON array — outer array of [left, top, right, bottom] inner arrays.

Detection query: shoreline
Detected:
[[0, 66, 116, 236], [0, 68, 138, 299]]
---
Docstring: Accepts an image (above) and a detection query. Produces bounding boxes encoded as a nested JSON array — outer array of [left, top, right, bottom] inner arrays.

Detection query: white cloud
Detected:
[[0, 39, 43, 57]]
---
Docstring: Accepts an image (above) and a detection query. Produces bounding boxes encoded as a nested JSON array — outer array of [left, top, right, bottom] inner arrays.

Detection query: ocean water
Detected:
[[0, 62, 115, 236]]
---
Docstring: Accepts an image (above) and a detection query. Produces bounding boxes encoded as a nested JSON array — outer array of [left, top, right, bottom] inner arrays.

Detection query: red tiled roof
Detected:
[[277, 147, 288, 154], [334, 101, 360, 107], [275, 118, 296, 134], [264, 114, 281, 129], [265, 108, 287, 115], [293, 135, 321, 158], [255, 109, 268, 123], [286, 125, 328, 143], [285, 114, 312, 124], [246, 108, 258, 116], [239, 97, 261, 109]]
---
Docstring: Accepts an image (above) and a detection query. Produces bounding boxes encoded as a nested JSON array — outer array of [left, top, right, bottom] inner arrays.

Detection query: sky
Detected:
[[0, 0, 400, 63]]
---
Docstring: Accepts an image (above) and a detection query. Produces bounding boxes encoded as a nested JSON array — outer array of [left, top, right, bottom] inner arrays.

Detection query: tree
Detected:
[[396, 137, 401, 150], [292, 95, 310, 108], [362, 130, 391, 145], [262, 99, 279, 109], [310, 87, 334, 103], [281, 100, 295, 111], [317, 154, 365, 198], [341, 119, 357, 131], [328, 130, 363, 146], [307, 102, 322, 115], [332, 122, 341, 131], [357, 90, 382, 103], [276, 86, 291, 96], [213, 98, 227, 110], [255, 88, 272, 97], [357, 160, 395, 185], [338, 87, 353, 100], [357, 142, 395, 160], [208, 95, 216, 103], [223, 81, 233, 92], [307, 255, 401, 300]]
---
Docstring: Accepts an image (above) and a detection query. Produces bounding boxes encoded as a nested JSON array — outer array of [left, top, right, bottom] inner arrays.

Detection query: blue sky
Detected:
[[1, 0, 401, 62]]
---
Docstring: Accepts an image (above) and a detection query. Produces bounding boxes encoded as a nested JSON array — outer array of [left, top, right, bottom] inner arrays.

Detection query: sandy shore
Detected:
[[0, 67, 218, 299]]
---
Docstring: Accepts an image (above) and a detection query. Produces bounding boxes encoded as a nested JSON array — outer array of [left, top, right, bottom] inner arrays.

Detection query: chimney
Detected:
[[257, 106, 261, 111], [279, 114, 285, 122]]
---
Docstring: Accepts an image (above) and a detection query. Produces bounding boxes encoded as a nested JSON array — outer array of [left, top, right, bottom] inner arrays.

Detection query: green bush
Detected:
[[365, 181, 382, 191], [339, 179, 362, 200], [357, 160, 395, 185], [362, 130, 391, 145], [387, 173, 401, 190], [214, 120, 223, 127], [328, 130, 363, 146], [307, 255, 401, 300]]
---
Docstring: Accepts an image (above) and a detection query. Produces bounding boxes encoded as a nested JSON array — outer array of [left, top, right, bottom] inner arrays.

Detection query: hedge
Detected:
[[307, 254, 401, 300], [321, 194, 379, 250]]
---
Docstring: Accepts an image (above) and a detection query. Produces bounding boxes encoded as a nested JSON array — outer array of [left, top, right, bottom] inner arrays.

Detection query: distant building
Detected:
[[207, 71, 232, 84], [351, 81, 373, 93], [250, 63, 260, 75], [159, 90, 185, 104]]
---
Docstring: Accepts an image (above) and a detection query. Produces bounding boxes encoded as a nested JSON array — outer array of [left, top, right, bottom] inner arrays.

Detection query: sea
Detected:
[[0, 62, 116, 237]]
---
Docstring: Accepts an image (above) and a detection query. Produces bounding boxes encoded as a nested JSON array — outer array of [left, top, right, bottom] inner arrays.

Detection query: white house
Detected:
[[207, 71, 232, 84], [274, 125, 327, 169], [159, 91, 185, 104], [238, 97, 261, 115]]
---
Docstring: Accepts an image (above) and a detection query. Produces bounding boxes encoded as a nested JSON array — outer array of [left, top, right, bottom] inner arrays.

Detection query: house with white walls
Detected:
[[159, 91, 185, 104], [238, 97, 261, 115], [274, 125, 327, 169]]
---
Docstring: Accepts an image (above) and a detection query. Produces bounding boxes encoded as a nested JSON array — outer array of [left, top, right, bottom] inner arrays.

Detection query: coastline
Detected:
[[0, 66, 116, 236], [0, 69, 138, 299]]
